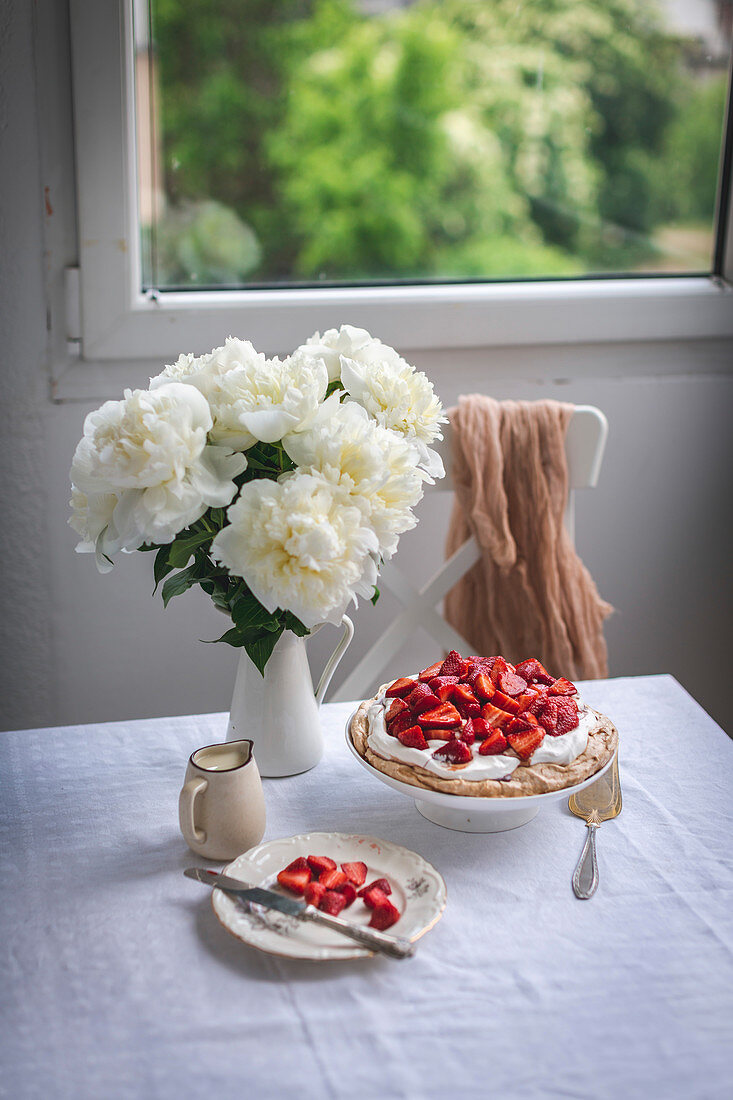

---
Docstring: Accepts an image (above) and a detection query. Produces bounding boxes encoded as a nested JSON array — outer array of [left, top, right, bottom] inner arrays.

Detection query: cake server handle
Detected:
[[572, 821, 600, 899]]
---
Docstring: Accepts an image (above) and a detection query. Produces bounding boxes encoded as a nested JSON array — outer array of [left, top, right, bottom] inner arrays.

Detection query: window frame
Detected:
[[69, 0, 733, 363]]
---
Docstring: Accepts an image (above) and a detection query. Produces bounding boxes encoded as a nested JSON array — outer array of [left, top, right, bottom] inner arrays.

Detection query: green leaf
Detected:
[[167, 530, 213, 569], [370, 587, 380, 606], [153, 546, 175, 592], [244, 626, 284, 674], [204, 626, 248, 648], [161, 565, 199, 608], [231, 593, 281, 634], [283, 611, 310, 637]]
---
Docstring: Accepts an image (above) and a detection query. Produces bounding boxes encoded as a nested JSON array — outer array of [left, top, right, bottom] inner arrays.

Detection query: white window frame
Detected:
[[69, 0, 733, 363]]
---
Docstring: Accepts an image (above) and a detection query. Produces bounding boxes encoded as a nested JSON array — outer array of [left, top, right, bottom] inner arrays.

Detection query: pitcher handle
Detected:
[[315, 615, 354, 705]]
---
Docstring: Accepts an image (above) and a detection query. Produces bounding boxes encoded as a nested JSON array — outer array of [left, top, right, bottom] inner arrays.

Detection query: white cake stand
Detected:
[[345, 716, 616, 833]]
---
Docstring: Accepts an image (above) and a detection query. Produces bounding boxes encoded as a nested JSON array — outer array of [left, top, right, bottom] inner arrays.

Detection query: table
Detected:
[[2, 675, 732, 1100]]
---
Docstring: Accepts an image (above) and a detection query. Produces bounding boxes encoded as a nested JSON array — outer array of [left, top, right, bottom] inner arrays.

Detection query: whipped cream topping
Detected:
[[366, 689, 594, 782]]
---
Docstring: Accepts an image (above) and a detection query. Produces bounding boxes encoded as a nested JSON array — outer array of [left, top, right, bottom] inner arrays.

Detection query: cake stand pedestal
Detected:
[[414, 798, 539, 833]]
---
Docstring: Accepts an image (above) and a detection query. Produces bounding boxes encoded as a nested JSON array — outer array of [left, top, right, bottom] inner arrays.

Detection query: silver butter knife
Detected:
[[184, 867, 415, 960]]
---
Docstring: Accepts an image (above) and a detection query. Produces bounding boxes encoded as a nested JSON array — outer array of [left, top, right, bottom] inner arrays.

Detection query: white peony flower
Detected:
[[282, 400, 426, 560], [210, 469, 379, 629], [152, 337, 329, 450], [69, 382, 246, 568], [340, 349, 446, 478], [295, 324, 376, 383]]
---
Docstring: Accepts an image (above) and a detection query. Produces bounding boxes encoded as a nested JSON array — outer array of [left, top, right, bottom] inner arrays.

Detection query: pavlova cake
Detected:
[[349, 651, 618, 798]]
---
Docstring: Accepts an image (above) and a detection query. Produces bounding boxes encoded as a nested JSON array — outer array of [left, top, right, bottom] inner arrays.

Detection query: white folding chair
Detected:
[[330, 404, 608, 703]]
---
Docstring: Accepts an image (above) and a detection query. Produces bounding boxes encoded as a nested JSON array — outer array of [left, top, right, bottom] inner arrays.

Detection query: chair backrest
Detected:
[[330, 404, 608, 702]]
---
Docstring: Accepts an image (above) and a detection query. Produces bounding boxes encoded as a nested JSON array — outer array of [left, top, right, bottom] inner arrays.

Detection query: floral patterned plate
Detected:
[[212, 831, 447, 961]]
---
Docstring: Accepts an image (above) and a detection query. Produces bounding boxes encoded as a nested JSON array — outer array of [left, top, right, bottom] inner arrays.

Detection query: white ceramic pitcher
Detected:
[[225, 615, 354, 777]]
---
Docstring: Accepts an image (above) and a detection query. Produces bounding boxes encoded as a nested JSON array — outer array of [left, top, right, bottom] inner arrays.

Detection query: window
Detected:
[[69, 0, 733, 361]]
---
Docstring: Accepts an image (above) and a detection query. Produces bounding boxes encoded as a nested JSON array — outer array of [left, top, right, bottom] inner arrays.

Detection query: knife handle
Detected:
[[304, 906, 415, 959], [572, 822, 600, 900]]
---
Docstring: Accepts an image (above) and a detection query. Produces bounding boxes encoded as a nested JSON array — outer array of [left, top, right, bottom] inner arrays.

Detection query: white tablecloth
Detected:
[[1, 675, 732, 1100]]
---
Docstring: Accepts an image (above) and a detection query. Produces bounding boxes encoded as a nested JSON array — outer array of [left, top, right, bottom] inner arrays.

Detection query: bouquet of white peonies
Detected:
[[69, 325, 446, 672]]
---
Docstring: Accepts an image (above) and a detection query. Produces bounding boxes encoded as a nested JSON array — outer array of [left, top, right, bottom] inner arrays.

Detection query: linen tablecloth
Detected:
[[1, 675, 732, 1099]]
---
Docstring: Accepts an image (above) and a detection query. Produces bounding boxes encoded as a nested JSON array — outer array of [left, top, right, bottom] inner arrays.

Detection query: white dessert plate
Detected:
[[212, 831, 447, 961], [345, 713, 616, 833]]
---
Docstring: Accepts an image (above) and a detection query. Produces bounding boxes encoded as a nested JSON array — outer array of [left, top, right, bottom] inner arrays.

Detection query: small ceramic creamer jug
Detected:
[[178, 739, 265, 861]]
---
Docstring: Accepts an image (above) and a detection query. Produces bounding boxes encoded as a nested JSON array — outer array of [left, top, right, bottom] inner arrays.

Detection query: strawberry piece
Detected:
[[385, 677, 416, 698], [418, 661, 444, 682], [449, 683, 482, 718], [276, 868, 312, 895], [319, 868, 348, 891], [304, 881, 327, 907], [553, 697, 580, 735], [514, 658, 555, 685], [369, 898, 401, 931], [358, 877, 392, 899], [507, 712, 540, 734], [320, 890, 348, 916], [489, 656, 512, 685], [405, 683, 441, 715], [385, 697, 409, 725], [417, 702, 462, 729], [341, 861, 368, 886], [388, 711, 416, 738], [498, 670, 528, 697], [481, 702, 515, 729], [430, 675, 460, 701], [549, 678, 578, 696], [432, 738, 472, 764], [439, 650, 468, 678], [472, 671, 496, 702], [397, 725, 429, 750], [490, 689, 521, 715], [478, 729, 509, 755], [283, 857, 310, 873], [507, 726, 545, 760], [458, 720, 477, 745], [525, 687, 551, 717], [335, 882, 357, 907], [465, 716, 491, 740], [538, 698, 559, 733], [360, 885, 392, 909], [306, 854, 337, 877], [421, 727, 455, 741]]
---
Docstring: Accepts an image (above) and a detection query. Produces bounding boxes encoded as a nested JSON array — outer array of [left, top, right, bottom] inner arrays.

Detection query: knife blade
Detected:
[[184, 866, 415, 959]]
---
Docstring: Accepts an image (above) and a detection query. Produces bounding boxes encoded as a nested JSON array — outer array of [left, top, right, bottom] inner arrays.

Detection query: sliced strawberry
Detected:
[[385, 697, 409, 725], [360, 885, 391, 909], [481, 702, 515, 729], [276, 868, 312, 895], [449, 683, 482, 718], [489, 656, 512, 685], [421, 727, 455, 741], [478, 729, 509, 755], [306, 854, 337, 877], [320, 890, 348, 916], [525, 687, 551, 717], [507, 712, 540, 734], [538, 698, 559, 733], [549, 677, 578, 696], [319, 868, 348, 891], [459, 721, 476, 745], [283, 856, 310, 873], [514, 658, 555, 685], [335, 882, 357, 907], [507, 726, 545, 760], [388, 711, 417, 738], [416, 702, 462, 729], [369, 898, 401, 931], [340, 861, 368, 886], [498, 670, 528, 697], [439, 650, 468, 678], [405, 682, 441, 715], [432, 738, 472, 764], [397, 725, 429, 750], [418, 661, 444, 682], [304, 881, 327, 907], [431, 675, 461, 701], [553, 697, 580, 735], [465, 716, 491, 740], [385, 677, 416, 698], [472, 671, 496, 702], [490, 689, 521, 715]]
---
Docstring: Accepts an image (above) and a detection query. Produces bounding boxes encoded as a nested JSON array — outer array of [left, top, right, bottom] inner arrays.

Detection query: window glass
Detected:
[[133, 0, 732, 290]]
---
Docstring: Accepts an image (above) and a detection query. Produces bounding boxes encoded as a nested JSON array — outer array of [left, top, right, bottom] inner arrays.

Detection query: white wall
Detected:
[[2, 1, 732, 735]]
